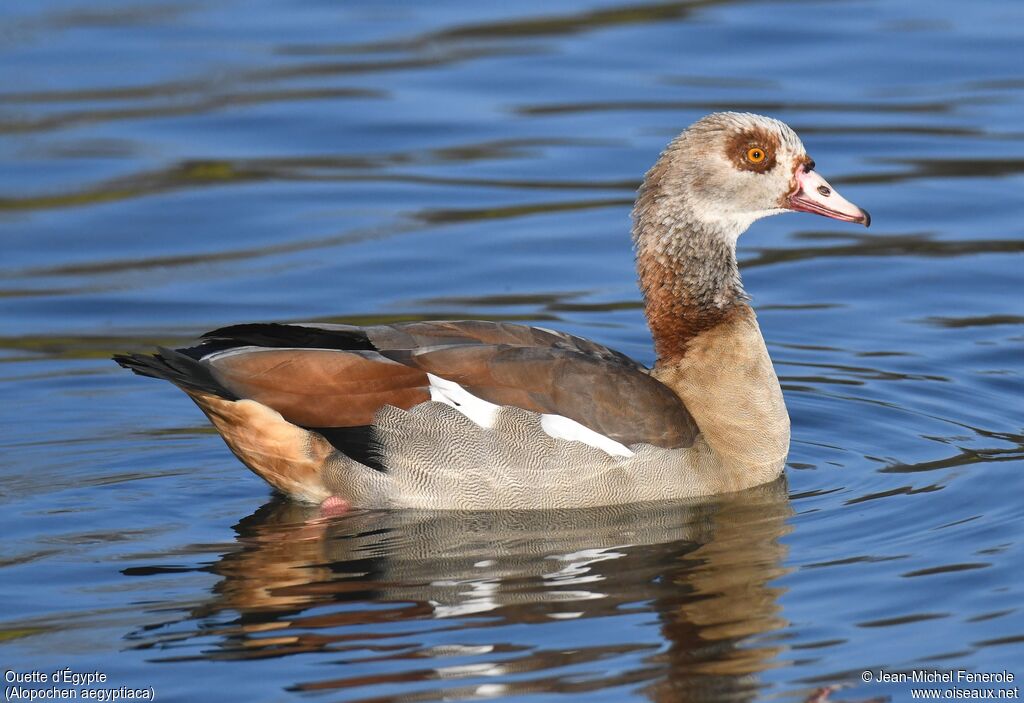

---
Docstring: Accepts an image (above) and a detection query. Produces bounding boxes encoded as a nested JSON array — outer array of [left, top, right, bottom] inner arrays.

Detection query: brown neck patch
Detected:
[[635, 232, 746, 362]]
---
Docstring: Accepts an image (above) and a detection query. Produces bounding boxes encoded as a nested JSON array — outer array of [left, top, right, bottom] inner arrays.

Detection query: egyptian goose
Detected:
[[115, 112, 869, 511]]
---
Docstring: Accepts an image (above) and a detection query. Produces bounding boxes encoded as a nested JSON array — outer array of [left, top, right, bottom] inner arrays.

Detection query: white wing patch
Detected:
[[426, 373, 634, 458], [539, 414, 634, 458], [427, 373, 498, 428]]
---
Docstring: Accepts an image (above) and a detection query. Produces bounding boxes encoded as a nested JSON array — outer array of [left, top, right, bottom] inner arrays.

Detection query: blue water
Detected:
[[1, 1, 1022, 701]]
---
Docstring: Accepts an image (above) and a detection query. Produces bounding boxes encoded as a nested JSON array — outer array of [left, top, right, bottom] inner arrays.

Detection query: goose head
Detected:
[[633, 112, 870, 360], [636, 112, 870, 245]]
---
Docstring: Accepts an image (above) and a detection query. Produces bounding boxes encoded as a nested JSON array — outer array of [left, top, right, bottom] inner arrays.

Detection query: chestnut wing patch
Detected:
[[206, 348, 430, 429]]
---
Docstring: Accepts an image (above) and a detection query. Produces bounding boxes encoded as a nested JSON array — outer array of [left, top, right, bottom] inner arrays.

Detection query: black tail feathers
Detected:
[[113, 347, 238, 400]]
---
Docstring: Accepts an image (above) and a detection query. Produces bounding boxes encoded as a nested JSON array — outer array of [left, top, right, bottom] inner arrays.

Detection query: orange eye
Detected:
[[746, 147, 766, 163]]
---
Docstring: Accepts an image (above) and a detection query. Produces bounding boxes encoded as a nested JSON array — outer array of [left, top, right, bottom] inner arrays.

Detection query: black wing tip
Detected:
[[201, 322, 290, 340], [200, 322, 376, 352]]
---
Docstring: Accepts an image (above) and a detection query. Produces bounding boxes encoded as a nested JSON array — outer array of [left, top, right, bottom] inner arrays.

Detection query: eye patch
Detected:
[[726, 127, 780, 173]]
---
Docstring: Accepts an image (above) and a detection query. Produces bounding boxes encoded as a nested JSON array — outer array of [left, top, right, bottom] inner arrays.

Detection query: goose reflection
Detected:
[[139, 480, 793, 702]]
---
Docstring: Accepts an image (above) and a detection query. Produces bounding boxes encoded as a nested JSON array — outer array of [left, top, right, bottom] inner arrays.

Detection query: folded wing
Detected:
[[189, 320, 698, 449]]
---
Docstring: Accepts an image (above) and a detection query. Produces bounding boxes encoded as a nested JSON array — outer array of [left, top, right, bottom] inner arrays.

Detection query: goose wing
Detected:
[[148, 321, 699, 449]]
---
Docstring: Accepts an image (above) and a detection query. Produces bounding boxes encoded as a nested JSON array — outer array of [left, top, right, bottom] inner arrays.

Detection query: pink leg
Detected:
[[320, 495, 351, 517]]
